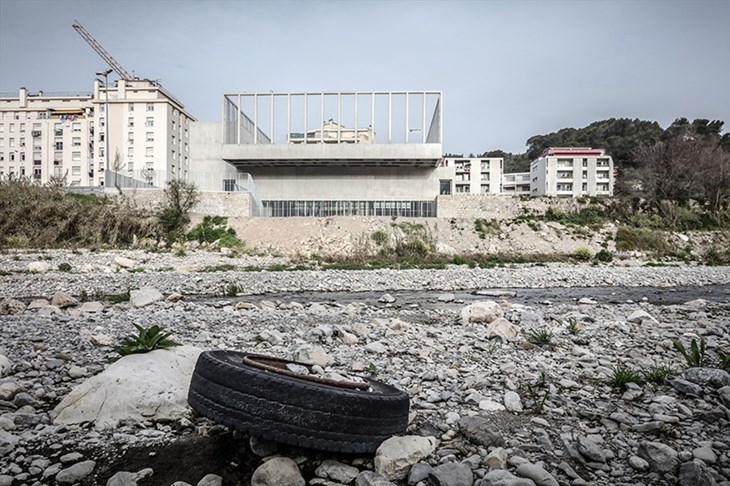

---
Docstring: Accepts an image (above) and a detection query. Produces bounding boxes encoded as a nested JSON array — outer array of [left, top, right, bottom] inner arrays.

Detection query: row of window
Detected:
[[262, 200, 436, 218]]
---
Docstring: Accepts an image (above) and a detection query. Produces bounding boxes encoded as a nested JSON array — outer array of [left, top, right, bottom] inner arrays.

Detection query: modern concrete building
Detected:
[[501, 172, 531, 195], [529, 147, 614, 197], [0, 79, 195, 187], [441, 157, 503, 195]]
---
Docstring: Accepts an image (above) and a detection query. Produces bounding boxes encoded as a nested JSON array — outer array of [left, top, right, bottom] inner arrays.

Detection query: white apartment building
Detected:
[[0, 78, 194, 187], [442, 157, 503, 195], [530, 147, 614, 197], [501, 172, 531, 195]]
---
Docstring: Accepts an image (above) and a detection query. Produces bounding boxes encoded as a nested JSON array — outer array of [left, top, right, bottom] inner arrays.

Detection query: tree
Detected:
[[158, 179, 200, 241]]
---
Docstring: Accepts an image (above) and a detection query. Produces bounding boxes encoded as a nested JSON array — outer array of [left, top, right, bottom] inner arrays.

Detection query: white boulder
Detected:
[[486, 318, 521, 340], [52, 345, 202, 429], [374, 435, 438, 481], [129, 287, 164, 308], [461, 301, 503, 325]]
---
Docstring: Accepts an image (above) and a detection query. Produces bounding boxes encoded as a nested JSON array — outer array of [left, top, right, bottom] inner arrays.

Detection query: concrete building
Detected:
[[529, 147, 614, 197], [441, 157, 503, 195], [501, 172, 531, 195], [0, 78, 194, 187]]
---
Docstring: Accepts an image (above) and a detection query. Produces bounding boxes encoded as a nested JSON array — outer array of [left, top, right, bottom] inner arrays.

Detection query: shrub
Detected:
[[594, 249, 613, 262], [187, 215, 242, 248], [610, 365, 642, 391], [615, 227, 670, 254], [673, 337, 707, 368], [114, 324, 181, 357], [527, 328, 553, 346], [474, 218, 501, 239], [703, 247, 730, 266], [566, 318, 580, 335], [57, 262, 72, 272], [573, 247, 593, 261], [371, 230, 388, 246], [158, 179, 200, 242]]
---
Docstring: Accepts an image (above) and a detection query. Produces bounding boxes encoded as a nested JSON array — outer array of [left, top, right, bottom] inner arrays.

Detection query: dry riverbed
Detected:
[[0, 249, 729, 486]]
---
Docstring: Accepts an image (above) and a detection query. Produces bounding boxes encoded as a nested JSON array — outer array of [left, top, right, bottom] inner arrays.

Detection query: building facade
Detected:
[[441, 157, 503, 195], [0, 79, 195, 187], [530, 147, 614, 197]]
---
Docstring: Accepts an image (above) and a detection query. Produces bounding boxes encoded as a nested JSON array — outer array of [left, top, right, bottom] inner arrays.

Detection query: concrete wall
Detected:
[[115, 188, 251, 217], [436, 194, 588, 219]]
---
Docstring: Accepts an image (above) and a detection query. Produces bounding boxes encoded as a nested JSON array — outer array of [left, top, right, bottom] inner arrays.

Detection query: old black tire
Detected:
[[187, 350, 410, 453]]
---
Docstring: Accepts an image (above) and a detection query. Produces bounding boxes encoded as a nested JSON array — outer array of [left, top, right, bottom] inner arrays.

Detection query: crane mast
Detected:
[[72, 20, 134, 81]]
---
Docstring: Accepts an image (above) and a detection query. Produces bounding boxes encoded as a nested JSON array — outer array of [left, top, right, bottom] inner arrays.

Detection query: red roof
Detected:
[[541, 147, 606, 157]]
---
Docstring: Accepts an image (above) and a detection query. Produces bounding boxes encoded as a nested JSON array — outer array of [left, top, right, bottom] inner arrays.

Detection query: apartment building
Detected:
[[530, 147, 614, 197], [0, 88, 95, 185], [441, 157, 503, 195], [501, 172, 531, 195], [0, 78, 194, 186]]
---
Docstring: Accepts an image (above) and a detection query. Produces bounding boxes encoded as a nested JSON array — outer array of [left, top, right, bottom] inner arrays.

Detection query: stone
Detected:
[[249, 436, 278, 457], [374, 435, 438, 481], [479, 469, 537, 486], [315, 460, 359, 484], [637, 441, 679, 473], [379, 293, 396, 303], [577, 436, 605, 463], [692, 447, 717, 464], [106, 468, 154, 486], [0, 382, 21, 401], [684, 367, 730, 389], [719, 386, 730, 408], [27, 298, 50, 309], [428, 462, 473, 486], [0, 475, 12, 486], [365, 341, 387, 354], [0, 355, 11, 377], [114, 256, 137, 268], [53, 346, 202, 428], [68, 366, 88, 378], [578, 297, 597, 305], [129, 287, 164, 307], [0, 429, 19, 448], [292, 345, 334, 367], [167, 292, 184, 302], [626, 309, 658, 324], [60, 452, 84, 463], [458, 416, 505, 447], [628, 455, 650, 471], [486, 318, 520, 340], [407, 463, 432, 484], [51, 291, 78, 308], [197, 474, 223, 486], [437, 293, 455, 302], [484, 447, 508, 469], [504, 391, 523, 412], [461, 300, 503, 324], [79, 301, 104, 313], [514, 463, 559, 486], [0, 298, 26, 315], [250, 457, 305, 486], [669, 378, 703, 397], [678, 459, 718, 486], [479, 400, 506, 412], [356, 471, 395, 486], [56, 460, 96, 484], [91, 334, 115, 346], [27, 261, 50, 273]]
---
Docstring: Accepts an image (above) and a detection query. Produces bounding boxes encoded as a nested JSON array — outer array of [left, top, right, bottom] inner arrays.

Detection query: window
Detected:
[[99, 105, 105, 113], [72, 166, 81, 176], [128, 104, 134, 112], [32, 123, 41, 131], [172, 121, 176, 131], [55, 141, 63, 150], [0, 124, 4, 133], [0, 139, 4, 147], [33, 168, 41, 180], [9, 138, 14, 148], [100, 133, 105, 142], [20, 153, 25, 161], [9, 153, 15, 161], [145, 117, 154, 127], [72, 151, 81, 161], [99, 147, 105, 157], [19, 137, 25, 147], [54, 124, 62, 136], [146, 103, 154, 112], [19, 123, 25, 132], [72, 122, 81, 132], [9, 124, 15, 133], [146, 132, 154, 142], [128, 117, 134, 127], [128, 131, 134, 142], [72, 137, 81, 147], [128, 146, 134, 157], [128, 161, 134, 172], [145, 147, 153, 157]]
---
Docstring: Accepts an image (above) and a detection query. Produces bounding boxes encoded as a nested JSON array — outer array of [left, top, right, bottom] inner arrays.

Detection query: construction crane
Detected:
[[72, 20, 135, 81]]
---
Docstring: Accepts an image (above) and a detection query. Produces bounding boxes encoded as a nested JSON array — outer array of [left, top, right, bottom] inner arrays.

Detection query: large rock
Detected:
[[291, 345, 334, 367], [504, 391, 523, 412], [514, 463, 559, 486], [0, 297, 26, 315], [626, 309, 658, 324], [106, 468, 154, 486], [114, 256, 137, 269], [486, 318, 520, 340], [250, 457, 305, 486], [577, 436, 606, 463], [428, 462, 473, 486], [315, 460, 359, 484], [129, 287, 164, 308], [458, 416, 505, 447], [56, 460, 96, 484], [637, 441, 680, 473], [461, 301, 503, 325], [374, 435, 438, 481], [719, 386, 730, 408], [53, 346, 202, 428], [479, 469, 537, 486], [684, 367, 730, 389], [678, 459, 718, 486], [51, 291, 78, 308], [27, 261, 50, 273], [0, 355, 11, 377]]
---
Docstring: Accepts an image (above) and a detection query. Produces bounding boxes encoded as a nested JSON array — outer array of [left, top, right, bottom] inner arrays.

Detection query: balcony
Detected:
[[31, 131, 41, 137]]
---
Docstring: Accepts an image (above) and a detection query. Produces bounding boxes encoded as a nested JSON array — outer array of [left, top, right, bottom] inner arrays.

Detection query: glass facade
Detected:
[[262, 200, 436, 218]]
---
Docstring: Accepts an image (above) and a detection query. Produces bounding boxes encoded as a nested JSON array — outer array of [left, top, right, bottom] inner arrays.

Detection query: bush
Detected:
[[615, 227, 670, 254], [371, 230, 388, 246], [573, 247, 593, 261], [158, 179, 200, 242], [594, 249, 613, 262], [474, 218, 501, 238], [57, 262, 72, 272], [187, 215, 242, 247]]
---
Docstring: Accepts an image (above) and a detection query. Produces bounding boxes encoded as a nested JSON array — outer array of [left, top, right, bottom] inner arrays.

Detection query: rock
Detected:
[[461, 300, 503, 324], [0, 382, 21, 401], [68, 366, 88, 378], [684, 367, 730, 389], [514, 463, 559, 486], [106, 468, 154, 486], [197, 474, 223, 486], [0, 355, 11, 377], [114, 256, 137, 268], [129, 287, 164, 307], [0, 298, 26, 315], [428, 462, 473, 486], [669, 378, 704, 397], [53, 346, 202, 428], [167, 292, 184, 302], [626, 309, 658, 324], [250, 457, 305, 486], [504, 391, 523, 412], [27, 261, 50, 273], [374, 435, 438, 481], [51, 291, 78, 308], [356, 471, 395, 486], [437, 293, 455, 302], [0, 429, 19, 448], [637, 441, 679, 473], [628, 455, 650, 471], [249, 436, 278, 457], [458, 416, 505, 447], [235, 302, 254, 310], [56, 460, 96, 485], [27, 298, 50, 309], [678, 459, 718, 486], [91, 334, 115, 346], [365, 341, 387, 354], [379, 293, 396, 303], [79, 301, 104, 313], [719, 386, 730, 408], [484, 447, 508, 469], [0, 475, 13, 486], [486, 318, 520, 340], [292, 345, 334, 367], [577, 436, 605, 463], [479, 400, 506, 412], [692, 447, 717, 464], [407, 463, 432, 484], [578, 297, 597, 305], [315, 460, 359, 484], [479, 469, 536, 486]]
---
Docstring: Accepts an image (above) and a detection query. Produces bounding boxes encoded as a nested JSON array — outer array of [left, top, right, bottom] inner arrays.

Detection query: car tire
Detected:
[[188, 350, 410, 453]]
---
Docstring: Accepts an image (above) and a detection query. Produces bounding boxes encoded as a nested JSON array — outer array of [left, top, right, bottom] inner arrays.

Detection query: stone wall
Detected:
[[435, 194, 590, 219], [115, 188, 251, 218]]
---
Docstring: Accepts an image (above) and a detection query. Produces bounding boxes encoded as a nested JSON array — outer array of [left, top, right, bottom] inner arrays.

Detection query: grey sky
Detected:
[[1, 0, 728, 154]]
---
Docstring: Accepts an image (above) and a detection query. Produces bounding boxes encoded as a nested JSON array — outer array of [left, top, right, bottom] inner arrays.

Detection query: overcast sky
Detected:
[[1, 0, 728, 153]]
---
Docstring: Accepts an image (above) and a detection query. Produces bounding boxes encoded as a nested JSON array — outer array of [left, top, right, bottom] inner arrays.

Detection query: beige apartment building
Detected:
[[0, 78, 194, 187], [442, 157, 504, 195], [530, 147, 614, 197]]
